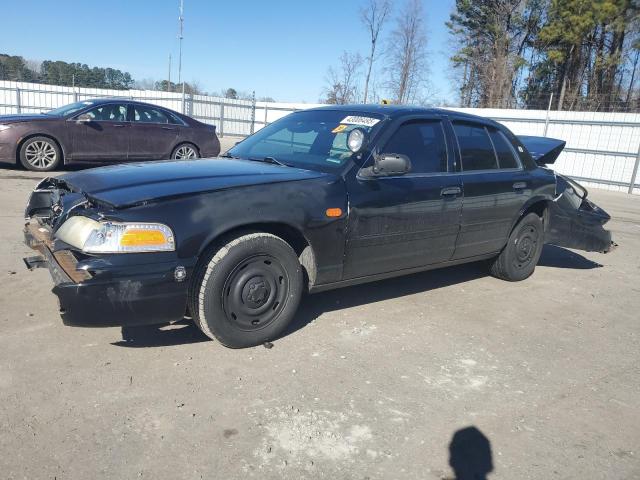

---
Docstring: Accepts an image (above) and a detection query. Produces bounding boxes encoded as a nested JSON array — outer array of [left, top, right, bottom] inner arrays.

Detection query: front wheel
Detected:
[[190, 233, 303, 348], [20, 136, 61, 171], [489, 212, 544, 281], [171, 143, 199, 160]]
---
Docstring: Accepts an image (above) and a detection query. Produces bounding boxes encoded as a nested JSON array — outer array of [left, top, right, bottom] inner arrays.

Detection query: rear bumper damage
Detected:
[[546, 174, 616, 253], [23, 221, 189, 327]]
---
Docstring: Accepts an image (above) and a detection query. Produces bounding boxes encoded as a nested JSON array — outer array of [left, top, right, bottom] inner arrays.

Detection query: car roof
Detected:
[[306, 104, 495, 124], [82, 98, 174, 109]]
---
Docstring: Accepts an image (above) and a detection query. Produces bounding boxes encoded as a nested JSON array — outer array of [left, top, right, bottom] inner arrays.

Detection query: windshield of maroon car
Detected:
[[46, 100, 96, 117], [227, 110, 385, 173]]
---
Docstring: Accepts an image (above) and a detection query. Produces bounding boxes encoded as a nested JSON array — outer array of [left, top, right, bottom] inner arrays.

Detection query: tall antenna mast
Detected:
[[167, 53, 172, 92], [178, 0, 185, 109]]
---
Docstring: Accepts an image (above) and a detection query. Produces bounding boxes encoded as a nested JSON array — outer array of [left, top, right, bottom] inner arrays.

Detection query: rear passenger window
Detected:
[[134, 105, 171, 124], [489, 129, 520, 169], [381, 120, 447, 173], [453, 123, 498, 171]]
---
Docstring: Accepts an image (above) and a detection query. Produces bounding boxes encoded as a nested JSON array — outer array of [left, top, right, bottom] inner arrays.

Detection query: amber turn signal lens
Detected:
[[325, 208, 342, 217], [120, 229, 168, 246]]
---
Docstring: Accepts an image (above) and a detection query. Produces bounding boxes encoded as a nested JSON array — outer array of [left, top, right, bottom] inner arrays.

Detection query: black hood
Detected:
[[57, 158, 333, 208]]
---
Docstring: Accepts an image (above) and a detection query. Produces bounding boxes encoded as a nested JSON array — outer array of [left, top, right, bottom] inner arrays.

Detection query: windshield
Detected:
[[46, 100, 96, 117], [227, 110, 385, 173]]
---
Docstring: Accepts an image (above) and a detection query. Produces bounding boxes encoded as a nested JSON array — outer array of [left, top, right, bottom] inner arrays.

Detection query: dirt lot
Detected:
[[0, 145, 638, 479]]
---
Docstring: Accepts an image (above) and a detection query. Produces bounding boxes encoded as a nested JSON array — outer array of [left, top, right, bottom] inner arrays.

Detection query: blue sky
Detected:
[[1, 0, 456, 103]]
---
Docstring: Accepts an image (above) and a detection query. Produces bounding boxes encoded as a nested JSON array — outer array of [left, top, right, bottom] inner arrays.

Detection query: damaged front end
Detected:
[[23, 177, 189, 328], [546, 174, 616, 253], [23, 177, 93, 282]]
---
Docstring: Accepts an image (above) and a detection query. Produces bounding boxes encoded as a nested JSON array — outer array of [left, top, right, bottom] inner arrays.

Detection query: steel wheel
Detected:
[[24, 140, 57, 169], [173, 144, 198, 159], [191, 232, 303, 348], [221, 254, 289, 332], [512, 224, 540, 271], [489, 212, 544, 282]]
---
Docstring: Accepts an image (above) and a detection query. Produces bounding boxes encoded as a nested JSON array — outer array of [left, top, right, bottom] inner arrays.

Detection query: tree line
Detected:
[[0, 53, 135, 90], [324, 0, 640, 112], [0, 53, 259, 100]]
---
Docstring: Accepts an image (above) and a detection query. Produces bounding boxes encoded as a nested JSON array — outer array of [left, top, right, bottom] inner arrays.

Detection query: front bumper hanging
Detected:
[[23, 220, 189, 328]]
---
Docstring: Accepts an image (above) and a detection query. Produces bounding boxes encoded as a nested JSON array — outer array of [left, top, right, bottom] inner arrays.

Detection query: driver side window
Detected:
[[381, 120, 448, 174], [84, 104, 128, 122]]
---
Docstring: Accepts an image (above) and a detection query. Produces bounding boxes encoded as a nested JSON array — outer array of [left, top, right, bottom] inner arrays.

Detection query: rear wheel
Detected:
[[489, 212, 544, 281], [190, 233, 303, 348], [20, 136, 61, 171], [171, 143, 199, 160]]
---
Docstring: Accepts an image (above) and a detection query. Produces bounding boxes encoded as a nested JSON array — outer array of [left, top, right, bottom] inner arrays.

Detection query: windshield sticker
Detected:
[[340, 115, 380, 127], [331, 124, 348, 134]]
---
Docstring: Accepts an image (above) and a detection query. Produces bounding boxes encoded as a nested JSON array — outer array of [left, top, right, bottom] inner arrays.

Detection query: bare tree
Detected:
[[386, 0, 428, 104], [360, 0, 392, 103], [323, 52, 364, 104]]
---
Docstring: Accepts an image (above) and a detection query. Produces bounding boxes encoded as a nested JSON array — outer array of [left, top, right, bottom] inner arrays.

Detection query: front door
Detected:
[[69, 102, 130, 161], [450, 121, 532, 259], [129, 104, 180, 160], [344, 118, 463, 279]]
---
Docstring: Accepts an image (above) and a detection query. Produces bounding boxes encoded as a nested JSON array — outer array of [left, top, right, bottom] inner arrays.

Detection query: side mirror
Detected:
[[372, 153, 411, 176], [75, 113, 92, 123]]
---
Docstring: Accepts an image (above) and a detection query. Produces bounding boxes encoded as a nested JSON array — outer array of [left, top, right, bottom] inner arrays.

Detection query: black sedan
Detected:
[[0, 99, 220, 171], [23, 105, 613, 348]]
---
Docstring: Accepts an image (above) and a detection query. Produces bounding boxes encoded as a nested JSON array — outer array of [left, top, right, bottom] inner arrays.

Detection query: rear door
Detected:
[[344, 117, 463, 278], [129, 104, 180, 160], [450, 121, 531, 259], [69, 102, 130, 161]]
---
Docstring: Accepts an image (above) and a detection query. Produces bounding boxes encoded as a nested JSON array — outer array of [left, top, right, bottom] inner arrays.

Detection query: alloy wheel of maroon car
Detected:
[[20, 137, 61, 171]]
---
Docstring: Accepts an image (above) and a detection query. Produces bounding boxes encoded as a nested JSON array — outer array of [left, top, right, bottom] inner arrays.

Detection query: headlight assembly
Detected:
[[55, 216, 175, 253]]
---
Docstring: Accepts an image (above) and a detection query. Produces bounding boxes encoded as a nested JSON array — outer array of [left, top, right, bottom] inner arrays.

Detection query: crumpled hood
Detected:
[[0, 113, 58, 123], [58, 158, 331, 208]]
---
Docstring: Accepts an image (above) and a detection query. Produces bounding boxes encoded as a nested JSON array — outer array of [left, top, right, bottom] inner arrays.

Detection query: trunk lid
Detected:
[[518, 135, 566, 165]]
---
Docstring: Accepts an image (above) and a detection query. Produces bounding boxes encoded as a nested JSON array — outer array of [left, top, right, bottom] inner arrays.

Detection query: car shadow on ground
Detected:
[[113, 319, 209, 348], [112, 244, 599, 348], [538, 244, 603, 269]]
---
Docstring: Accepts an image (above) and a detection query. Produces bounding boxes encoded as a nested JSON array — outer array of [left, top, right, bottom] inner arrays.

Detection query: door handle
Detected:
[[113, 124, 126, 128], [441, 186, 462, 196], [513, 181, 527, 190], [161, 126, 177, 131]]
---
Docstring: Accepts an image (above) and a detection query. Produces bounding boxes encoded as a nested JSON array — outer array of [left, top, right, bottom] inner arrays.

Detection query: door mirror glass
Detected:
[[372, 153, 412, 176]]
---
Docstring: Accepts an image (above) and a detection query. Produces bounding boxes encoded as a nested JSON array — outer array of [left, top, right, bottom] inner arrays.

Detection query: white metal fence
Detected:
[[1, 80, 638, 194]]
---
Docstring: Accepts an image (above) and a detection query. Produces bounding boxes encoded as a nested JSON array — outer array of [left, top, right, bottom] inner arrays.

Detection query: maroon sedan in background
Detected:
[[0, 99, 220, 171]]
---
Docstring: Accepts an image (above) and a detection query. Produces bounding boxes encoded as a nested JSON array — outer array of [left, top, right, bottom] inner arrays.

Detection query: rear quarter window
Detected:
[[488, 129, 521, 169], [453, 122, 498, 171]]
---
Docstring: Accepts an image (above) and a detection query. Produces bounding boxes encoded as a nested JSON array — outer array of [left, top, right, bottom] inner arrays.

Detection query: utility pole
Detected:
[[167, 53, 172, 92], [177, 0, 185, 111]]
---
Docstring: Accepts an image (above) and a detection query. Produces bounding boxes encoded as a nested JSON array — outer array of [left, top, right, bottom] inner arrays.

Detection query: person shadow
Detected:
[[447, 426, 494, 480]]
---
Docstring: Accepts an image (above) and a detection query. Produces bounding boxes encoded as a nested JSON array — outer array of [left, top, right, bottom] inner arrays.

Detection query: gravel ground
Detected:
[[0, 144, 638, 479]]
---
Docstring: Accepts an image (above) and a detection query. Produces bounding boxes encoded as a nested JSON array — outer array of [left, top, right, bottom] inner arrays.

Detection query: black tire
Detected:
[[189, 233, 303, 348], [19, 136, 62, 171], [489, 212, 544, 281], [171, 143, 199, 160]]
